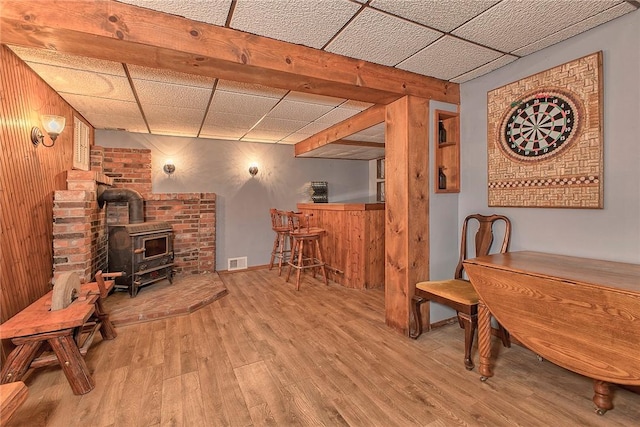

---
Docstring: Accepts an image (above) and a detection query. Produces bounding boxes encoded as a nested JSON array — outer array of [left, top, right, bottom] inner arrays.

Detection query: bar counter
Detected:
[[297, 201, 385, 289]]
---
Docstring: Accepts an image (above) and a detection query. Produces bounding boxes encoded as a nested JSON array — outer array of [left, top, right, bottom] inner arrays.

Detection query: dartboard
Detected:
[[501, 91, 579, 161]]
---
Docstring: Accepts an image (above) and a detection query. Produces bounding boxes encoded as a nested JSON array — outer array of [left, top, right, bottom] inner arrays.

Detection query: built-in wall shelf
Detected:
[[434, 109, 460, 193], [376, 158, 385, 202]]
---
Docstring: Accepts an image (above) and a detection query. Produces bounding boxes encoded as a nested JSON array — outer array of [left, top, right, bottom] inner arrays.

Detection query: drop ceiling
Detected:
[[5, 0, 638, 160]]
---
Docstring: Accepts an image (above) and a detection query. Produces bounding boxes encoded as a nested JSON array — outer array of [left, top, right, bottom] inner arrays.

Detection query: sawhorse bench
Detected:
[[0, 272, 118, 395]]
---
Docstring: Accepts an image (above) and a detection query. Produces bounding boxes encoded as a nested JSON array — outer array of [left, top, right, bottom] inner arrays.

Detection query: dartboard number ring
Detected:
[[501, 90, 580, 161]]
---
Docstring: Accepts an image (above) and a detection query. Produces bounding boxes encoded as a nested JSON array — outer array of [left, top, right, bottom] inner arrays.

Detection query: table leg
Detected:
[[48, 333, 95, 395], [0, 341, 42, 384], [593, 380, 613, 415], [478, 300, 493, 381]]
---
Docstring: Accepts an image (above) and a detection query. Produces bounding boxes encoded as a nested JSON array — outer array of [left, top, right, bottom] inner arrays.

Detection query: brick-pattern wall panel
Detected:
[[145, 193, 216, 275], [102, 148, 152, 196], [198, 193, 216, 273], [53, 190, 94, 283]]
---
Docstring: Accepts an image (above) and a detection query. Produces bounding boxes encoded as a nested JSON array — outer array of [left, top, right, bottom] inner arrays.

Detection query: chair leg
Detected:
[[295, 240, 305, 291], [277, 232, 287, 276], [269, 232, 279, 270], [458, 312, 477, 370], [409, 295, 427, 339], [285, 239, 297, 283], [315, 239, 328, 285]]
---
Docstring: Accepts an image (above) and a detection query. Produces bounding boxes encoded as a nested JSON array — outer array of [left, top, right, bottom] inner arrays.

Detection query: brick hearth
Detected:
[[104, 273, 227, 326]]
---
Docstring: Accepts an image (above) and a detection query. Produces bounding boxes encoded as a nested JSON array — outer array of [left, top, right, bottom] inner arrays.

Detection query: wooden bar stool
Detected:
[[269, 209, 292, 275], [285, 211, 328, 290]]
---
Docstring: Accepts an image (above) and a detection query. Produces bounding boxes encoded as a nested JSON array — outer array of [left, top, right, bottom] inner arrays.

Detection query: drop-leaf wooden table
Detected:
[[464, 251, 640, 415]]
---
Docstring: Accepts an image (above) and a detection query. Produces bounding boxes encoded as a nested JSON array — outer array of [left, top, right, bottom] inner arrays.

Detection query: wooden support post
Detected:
[[384, 96, 430, 334]]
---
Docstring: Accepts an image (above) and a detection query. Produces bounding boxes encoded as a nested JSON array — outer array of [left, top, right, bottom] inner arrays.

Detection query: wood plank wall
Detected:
[[0, 45, 94, 360]]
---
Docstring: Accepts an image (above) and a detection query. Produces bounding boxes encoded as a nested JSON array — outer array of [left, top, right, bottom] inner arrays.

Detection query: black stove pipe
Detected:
[[97, 185, 144, 224]]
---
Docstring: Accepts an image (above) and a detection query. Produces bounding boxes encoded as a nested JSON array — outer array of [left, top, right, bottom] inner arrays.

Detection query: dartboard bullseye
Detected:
[[501, 91, 579, 161]]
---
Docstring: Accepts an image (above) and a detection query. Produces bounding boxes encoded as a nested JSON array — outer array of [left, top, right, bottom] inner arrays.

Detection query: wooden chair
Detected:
[[269, 209, 292, 275], [410, 214, 511, 370], [285, 211, 328, 290]]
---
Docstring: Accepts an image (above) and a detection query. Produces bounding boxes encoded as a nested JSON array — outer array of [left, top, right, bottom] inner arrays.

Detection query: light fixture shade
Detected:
[[42, 115, 66, 140], [163, 160, 176, 175], [249, 163, 258, 176]]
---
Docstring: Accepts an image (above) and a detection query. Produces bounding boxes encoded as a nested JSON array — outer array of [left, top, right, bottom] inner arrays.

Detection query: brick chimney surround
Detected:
[[52, 146, 215, 284]]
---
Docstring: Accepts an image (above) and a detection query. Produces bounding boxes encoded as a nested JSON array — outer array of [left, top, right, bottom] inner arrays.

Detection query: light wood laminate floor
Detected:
[[6, 269, 639, 426]]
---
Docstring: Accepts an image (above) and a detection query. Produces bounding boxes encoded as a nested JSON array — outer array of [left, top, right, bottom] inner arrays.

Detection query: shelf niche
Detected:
[[434, 109, 460, 193]]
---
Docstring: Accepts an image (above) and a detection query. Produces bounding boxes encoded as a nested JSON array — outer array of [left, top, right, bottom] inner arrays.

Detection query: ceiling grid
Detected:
[[5, 0, 637, 159]]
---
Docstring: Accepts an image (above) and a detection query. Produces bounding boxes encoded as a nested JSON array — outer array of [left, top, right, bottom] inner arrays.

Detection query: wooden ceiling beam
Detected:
[[0, 0, 459, 105], [294, 105, 385, 156]]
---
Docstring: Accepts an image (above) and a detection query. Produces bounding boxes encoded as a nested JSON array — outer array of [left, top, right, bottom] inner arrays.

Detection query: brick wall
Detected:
[[53, 170, 112, 282], [52, 146, 216, 282]]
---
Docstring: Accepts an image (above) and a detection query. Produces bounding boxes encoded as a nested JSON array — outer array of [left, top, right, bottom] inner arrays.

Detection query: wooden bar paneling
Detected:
[[384, 96, 430, 334], [297, 203, 385, 289], [0, 45, 94, 361]]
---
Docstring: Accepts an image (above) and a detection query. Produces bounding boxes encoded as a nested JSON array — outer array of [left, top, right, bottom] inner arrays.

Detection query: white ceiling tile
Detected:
[[267, 100, 334, 122], [296, 121, 334, 135], [127, 64, 215, 88], [242, 129, 290, 142], [341, 100, 375, 111], [315, 107, 362, 125], [297, 143, 384, 160], [230, 0, 361, 49], [253, 117, 308, 133], [60, 94, 145, 131], [326, 8, 442, 66], [144, 105, 204, 136], [133, 80, 212, 109], [512, 3, 638, 57], [203, 112, 261, 130], [285, 92, 346, 107], [450, 55, 518, 83], [8, 45, 126, 76], [210, 91, 280, 116], [199, 127, 246, 141], [118, 0, 232, 26], [216, 80, 288, 98], [26, 63, 134, 100], [452, 0, 625, 53], [370, 0, 499, 33], [281, 133, 311, 144], [397, 35, 502, 81]]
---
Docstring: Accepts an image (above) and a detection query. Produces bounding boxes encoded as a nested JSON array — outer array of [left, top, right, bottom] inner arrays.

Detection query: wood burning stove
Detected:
[[107, 221, 175, 297]]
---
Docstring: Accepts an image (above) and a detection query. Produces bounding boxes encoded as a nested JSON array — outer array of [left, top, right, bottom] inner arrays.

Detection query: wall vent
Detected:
[[227, 256, 248, 271]]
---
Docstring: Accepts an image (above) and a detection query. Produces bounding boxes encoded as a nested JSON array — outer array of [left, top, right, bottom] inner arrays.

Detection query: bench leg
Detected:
[[0, 341, 42, 384], [48, 334, 95, 395], [94, 299, 117, 340]]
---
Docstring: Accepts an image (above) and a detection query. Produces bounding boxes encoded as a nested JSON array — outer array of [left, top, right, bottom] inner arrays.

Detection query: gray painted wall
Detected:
[[96, 131, 369, 270], [459, 10, 640, 264]]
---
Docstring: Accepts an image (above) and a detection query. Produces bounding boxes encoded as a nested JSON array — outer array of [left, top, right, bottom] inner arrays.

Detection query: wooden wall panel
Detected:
[[297, 205, 385, 289], [0, 45, 94, 359]]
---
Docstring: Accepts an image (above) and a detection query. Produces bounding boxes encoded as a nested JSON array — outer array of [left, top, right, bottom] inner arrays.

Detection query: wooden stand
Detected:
[[0, 274, 118, 395]]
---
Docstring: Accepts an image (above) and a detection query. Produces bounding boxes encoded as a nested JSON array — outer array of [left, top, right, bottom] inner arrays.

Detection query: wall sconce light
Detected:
[[31, 115, 66, 147], [163, 160, 176, 175], [249, 163, 259, 176]]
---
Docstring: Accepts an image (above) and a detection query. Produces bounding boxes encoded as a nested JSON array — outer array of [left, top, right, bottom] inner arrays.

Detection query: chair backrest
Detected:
[[270, 208, 288, 231], [454, 214, 511, 279], [286, 211, 313, 234]]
